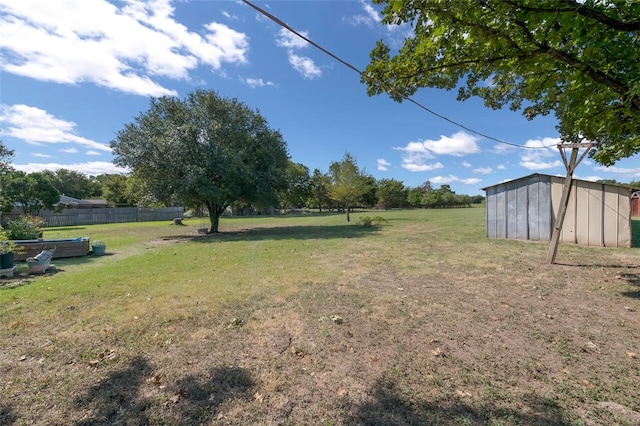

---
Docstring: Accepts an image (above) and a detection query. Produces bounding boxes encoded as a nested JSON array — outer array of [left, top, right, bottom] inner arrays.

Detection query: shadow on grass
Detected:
[[73, 356, 254, 425], [74, 356, 152, 426], [620, 272, 640, 299], [172, 366, 255, 421], [0, 404, 17, 425], [166, 224, 381, 244], [347, 378, 571, 426]]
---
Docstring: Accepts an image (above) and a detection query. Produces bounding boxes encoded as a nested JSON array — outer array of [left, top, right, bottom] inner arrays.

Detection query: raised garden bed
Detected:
[[13, 237, 90, 261]]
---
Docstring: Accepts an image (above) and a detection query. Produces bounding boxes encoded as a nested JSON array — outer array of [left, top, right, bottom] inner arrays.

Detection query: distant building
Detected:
[[58, 195, 108, 209], [482, 174, 637, 248]]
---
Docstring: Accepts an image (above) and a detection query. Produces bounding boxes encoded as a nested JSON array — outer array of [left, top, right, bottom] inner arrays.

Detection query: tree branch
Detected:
[[502, 0, 640, 31]]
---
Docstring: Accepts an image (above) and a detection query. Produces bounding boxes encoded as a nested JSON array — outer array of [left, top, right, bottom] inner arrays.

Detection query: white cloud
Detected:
[[594, 165, 640, 177], [0, 0, 249, 96], [473, 167, 493, 174], [32, 153, 52, 158], [346, 0, 382, 27], [274, 28, 321, 79], [221, 10, 238, 20], [243, 77, 275, 88], [86, 150, 102, 156], [462, 161, 472, 168], [12, 161, 127, 176], [402, 162, 444, 172], [520, 160, 563, 170], [420, 131, 480, 156], [288, 53, 322, 79], [395, 131, 480, 172], [460, 177, 482, 185], [497, 164, 506, 170], [0, 104, 111, 152], [578, 175, 603, 182], [493, 144, 516, 155], [276, 28, 309, 49], [60, 148, 79, 154], [519, 137, 562, 170], [377, 158, 391, 171], [430, 175, 481, 185]]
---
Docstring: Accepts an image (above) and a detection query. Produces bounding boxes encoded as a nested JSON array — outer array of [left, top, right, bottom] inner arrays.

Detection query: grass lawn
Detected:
[[1, 208, 639, 425]]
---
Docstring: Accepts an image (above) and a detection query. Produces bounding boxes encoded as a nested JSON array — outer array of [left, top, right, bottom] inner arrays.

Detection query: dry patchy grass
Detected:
[[1, 209, 639, 425]]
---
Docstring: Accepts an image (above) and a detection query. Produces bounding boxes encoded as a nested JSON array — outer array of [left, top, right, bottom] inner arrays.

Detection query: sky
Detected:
[[1, 0, 639, 196]]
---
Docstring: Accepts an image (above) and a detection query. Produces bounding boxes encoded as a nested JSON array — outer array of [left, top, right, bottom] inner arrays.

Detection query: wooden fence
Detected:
[[2, 207, 184, 227]]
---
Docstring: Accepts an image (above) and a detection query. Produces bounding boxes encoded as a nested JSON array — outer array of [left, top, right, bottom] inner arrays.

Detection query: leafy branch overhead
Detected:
[[364, 0, 640, 165]]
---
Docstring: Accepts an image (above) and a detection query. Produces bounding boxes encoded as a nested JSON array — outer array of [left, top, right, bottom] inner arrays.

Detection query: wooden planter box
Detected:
[[14, 237, 90, 261]]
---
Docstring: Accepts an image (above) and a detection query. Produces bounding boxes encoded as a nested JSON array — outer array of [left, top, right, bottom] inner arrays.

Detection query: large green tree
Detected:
[[328, 153, 372, 222], [364, 0, 640, 165], [309, 168, 331, 212], [111, 90, 289, 233], [278, 161, 312, 211], [376, 178, 407, 209], [41, 169, 102, 200], [2, 171, 60, 215], [0, 141, 15, 213]]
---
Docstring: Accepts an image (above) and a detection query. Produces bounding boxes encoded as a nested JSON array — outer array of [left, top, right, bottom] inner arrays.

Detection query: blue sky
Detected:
[[1, 0, 639, 196]]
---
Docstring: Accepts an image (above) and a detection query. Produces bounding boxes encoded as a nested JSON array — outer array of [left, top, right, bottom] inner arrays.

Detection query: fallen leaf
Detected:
[[9, 321, 20, 329], [18, 355, 26, 362], [455, 389, 472, 398], [336, 387, 347, 397], [169, 389, 186, 404], [627, 352, 637, 359], [254, 392, 264, 403], [582, 379, 596, 389], [88, 360, 100, 367], [147, 374, 163, 385], [431, 347, 444, 357]]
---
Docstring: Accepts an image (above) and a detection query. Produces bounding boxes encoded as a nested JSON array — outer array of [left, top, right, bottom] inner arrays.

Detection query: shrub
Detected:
[[371, 215, 389, 226], [5, 215, 45, 240], [0, 227, 17, 254], [358, 216, 373, 227], [358, 215, 389, 228]]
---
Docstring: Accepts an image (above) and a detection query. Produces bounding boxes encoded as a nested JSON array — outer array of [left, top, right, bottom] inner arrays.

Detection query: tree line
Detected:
[[1, 131, 481, 227]]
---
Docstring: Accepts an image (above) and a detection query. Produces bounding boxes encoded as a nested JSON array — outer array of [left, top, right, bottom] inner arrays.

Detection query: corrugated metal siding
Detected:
[[486, 174, 632, 248]]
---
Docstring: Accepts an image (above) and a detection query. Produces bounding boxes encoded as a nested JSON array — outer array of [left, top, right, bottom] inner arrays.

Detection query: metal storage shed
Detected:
[[482, 173, 634, 248]]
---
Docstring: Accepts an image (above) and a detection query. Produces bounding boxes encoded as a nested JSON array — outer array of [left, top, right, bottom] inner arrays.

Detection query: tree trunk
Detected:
[[209, 214, 220, 233], [346, 204, 350, 222], [205, 201, 225, 233]]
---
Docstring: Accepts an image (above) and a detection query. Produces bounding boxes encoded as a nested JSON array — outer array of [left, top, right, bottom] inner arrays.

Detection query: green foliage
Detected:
[[111, 89, 290, 232], [364, 0, 640, 165], [308, 168, 332, 211], [376, 178, 407, 209], [0, 140, 13, 173], [278, 161, 312, 210], [1, 171, 60, 215], [358, 215, 373, 227], [5, 215, 45, 240], [358, 215, 389, 227], [328, 152, 373, 221], [0, 227, 17, 254], [41, 169, 102, 199]]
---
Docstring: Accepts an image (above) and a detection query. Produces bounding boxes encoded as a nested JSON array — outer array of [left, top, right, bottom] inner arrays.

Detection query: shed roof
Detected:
[[481, 173, 639, 192]]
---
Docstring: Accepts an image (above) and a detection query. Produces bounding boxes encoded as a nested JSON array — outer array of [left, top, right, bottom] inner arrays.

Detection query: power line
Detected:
[[242, 0, 554, 150]]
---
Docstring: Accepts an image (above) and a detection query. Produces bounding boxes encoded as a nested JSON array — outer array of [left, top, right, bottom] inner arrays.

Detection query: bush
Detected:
[[358, 216, 373, 227], [0, 227, 17, 254], [5, 215, 45, 240], [358, 215, 389, 227]]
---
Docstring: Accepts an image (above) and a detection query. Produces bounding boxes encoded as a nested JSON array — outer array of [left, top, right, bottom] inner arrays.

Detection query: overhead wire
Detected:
[[242, 0, 557, 150]]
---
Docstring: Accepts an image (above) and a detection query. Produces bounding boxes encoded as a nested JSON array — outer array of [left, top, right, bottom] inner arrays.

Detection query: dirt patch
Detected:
[[1, 225, 640, 424]]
